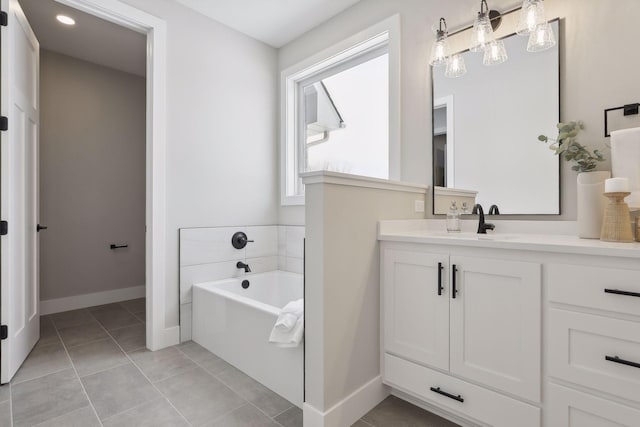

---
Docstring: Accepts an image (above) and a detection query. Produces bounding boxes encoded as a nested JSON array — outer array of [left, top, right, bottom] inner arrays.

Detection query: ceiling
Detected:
[[19, 0, 146, 76], [174, 0, 363, 48]]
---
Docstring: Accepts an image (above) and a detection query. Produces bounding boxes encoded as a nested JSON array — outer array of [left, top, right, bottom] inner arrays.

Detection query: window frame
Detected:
[[280, 15, 401, 206]]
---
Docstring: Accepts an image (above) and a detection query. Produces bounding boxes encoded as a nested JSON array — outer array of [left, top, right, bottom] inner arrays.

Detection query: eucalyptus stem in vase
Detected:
[[538, 121, 606, 172], [538, 121, 610, 239]]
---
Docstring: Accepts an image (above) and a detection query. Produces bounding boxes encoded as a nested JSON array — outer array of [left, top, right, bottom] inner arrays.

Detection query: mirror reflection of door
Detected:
[[434, 105, 447, 187]]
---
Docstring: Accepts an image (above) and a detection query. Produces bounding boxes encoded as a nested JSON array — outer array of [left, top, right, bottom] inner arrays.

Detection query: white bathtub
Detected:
[[192, 270, 303, 407]]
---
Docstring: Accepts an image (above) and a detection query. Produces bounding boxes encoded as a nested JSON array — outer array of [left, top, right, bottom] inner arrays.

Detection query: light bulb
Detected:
[[527, 21, 556, 52], [430, 19, 451, 67], [516, 0, 546, 36], [470, 13, 495, 52], [483, 39, 508, 66], [445, 54, 467, 78]]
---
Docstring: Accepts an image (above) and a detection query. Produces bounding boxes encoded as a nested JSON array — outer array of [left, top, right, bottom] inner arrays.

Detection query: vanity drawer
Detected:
[[547, 383, 640, 427], [547, 264, 640, 316], [383, 353, 540, 427], [548, 309, 640, 403]]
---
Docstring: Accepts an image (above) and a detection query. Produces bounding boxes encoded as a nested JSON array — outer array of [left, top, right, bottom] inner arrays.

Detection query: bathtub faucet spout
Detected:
[[236, 261, 251, 273]]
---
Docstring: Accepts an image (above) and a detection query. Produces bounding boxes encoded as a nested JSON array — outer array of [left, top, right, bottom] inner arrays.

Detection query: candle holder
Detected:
[[600, 192, 633, 242]]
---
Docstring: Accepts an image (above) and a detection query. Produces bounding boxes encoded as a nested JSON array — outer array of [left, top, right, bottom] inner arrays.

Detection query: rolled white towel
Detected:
[[274, 299, 303, 332], [611, 127, 640, 208], [270, 315, 304, 348], [270, 299, 304, 347]]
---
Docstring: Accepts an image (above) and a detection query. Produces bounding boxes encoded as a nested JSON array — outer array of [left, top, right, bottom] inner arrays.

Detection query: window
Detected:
[[281, 17, 400, 205]]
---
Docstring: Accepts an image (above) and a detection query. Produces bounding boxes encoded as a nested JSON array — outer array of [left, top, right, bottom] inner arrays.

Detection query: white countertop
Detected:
[[378, 220, 640, 259]]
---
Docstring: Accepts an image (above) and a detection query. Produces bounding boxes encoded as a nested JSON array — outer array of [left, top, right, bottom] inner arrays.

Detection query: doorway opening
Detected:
[[1, 0, 169, 385]]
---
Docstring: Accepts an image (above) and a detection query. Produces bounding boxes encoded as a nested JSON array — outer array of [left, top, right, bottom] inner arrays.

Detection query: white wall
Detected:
[[117, 0, 279, 329], [304, 173, 426, 424], [39, 50, 145, 302], [279, 0, 640, 224]]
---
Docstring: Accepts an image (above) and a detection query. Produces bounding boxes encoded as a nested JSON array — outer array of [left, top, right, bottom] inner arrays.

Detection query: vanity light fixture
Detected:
[[429, 18, 451, 67], [56, 14, 76, 26], [483, 39, 508, 66], [445, 53, 467, 78], [516, 0, 547, 35], [527, 21, 556, 52], [470, 0, 500, 52]]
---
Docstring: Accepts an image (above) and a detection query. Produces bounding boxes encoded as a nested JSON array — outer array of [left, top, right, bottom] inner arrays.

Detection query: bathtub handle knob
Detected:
[[232, 231, 254, 249]]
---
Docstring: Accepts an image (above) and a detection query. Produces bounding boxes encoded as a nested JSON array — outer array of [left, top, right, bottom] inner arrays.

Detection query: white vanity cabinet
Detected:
[[381, 243, 542, 426], [382, 249, 450, 371], [379, 230, 640, 427]]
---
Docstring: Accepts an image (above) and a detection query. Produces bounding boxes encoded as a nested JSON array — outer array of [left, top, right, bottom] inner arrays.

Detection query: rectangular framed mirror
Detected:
[[432, 19, 560, 215]]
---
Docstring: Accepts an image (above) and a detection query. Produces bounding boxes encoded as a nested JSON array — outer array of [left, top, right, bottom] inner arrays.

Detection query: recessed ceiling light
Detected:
[[56, 14, 75, 26]]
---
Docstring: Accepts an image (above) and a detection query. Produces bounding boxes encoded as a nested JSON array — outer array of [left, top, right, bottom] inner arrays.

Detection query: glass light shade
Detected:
[[430, 33, 451, 67], [445, 54, 467, 78], [483, 39, 508, 66], [527, 22, 556, 52], [516, 0, 546, 36], [470, 13, 495, 52]]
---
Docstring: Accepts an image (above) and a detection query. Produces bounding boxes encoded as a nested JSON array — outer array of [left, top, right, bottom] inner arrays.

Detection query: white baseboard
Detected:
[[150, 325, 180, 350], [40, 285, 145, 315], [304, 376, 390, 427]]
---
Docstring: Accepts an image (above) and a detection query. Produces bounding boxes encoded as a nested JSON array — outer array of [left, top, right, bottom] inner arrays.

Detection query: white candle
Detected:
[[605, 177, 630, 193]]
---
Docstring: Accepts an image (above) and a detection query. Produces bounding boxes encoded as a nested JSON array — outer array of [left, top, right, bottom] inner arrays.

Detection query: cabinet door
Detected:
[[449, 256, 541, 402], [382, 248, 449, 370], [547, 383, 640, 427]]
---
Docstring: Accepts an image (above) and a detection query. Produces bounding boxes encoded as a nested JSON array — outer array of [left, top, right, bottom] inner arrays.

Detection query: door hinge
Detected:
[[0, 12, 7, 27], [0, 116, 7, 131], [0, 221, 7, 236], [0, 325, 7, 340]]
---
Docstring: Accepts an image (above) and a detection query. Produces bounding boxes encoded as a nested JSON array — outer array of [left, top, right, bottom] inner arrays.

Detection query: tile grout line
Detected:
[[86, 308, 195, 427], [271, 404, 296, 419], [51, 319, 105, 427], [9, 381, 13, 427], [173, 344, 290, 427], [169, 346, 249, 425], [11, 365, 71, 387]]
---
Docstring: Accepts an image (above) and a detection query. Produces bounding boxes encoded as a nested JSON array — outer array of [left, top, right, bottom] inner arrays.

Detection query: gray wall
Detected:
[[278, 0, 640, 224], [40, 50, 146, 301]]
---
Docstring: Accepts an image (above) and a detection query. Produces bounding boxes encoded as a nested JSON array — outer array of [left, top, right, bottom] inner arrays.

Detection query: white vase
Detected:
[[577, 171, 611, 239]]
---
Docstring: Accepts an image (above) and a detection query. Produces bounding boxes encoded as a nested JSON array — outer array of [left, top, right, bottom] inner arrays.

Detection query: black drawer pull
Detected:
[[605, 355, 640, 369], [437, 262, 444, 296], [430, 387, 464, 403], [110, 244, 129, 250], [604, 289, 640, 298], [451, 265, 458, 299]]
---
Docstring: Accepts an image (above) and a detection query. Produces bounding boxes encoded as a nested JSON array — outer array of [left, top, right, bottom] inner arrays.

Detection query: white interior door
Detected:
[[0, 0, 40, 384]]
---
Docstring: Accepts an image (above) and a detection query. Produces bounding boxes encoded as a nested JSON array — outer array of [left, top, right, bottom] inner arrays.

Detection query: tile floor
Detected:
[[0, 299, 458, 427], [0, 299, 302, 427]]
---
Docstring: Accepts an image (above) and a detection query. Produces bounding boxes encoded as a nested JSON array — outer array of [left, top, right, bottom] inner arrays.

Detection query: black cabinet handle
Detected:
[[430, 387, 464, 403], [437, 262, 444, 296], [604, 289, 640, 298], [110, 244, 129, 250], [36, 224, 48, 232], [452, 265, 458, 299], [605, 355, 640, 369]]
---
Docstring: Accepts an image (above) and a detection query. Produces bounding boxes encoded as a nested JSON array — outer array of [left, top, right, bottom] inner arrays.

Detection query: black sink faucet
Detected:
[[472, 204, 495, 234], [488, 204, 500, 215], [236, 261, 251, 273]]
